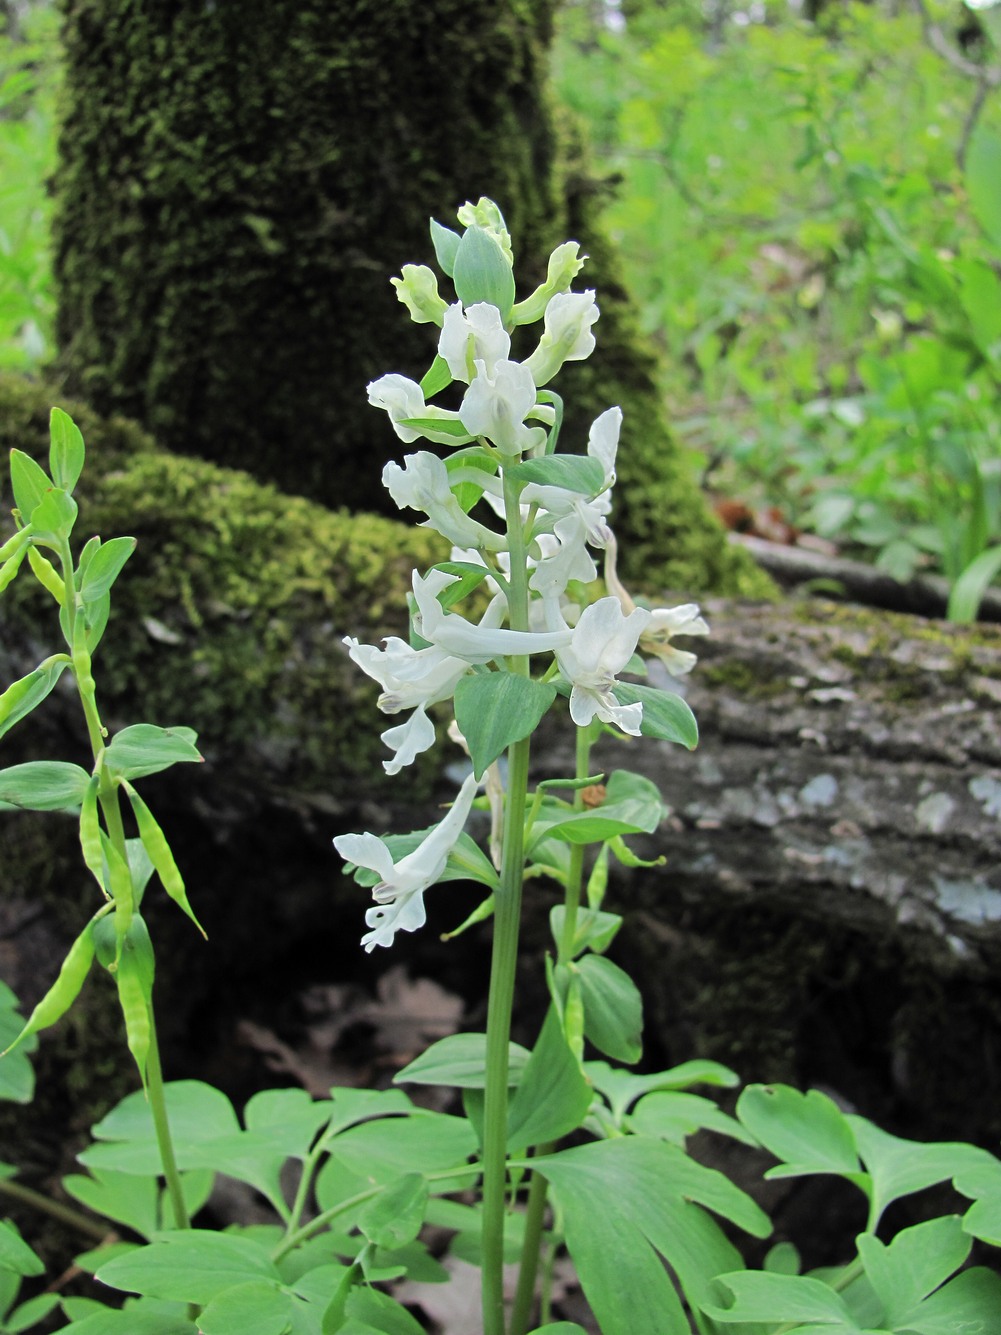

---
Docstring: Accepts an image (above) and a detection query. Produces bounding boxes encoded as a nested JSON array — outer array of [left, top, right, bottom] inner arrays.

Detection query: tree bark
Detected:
[[49, 0, 769, 597]]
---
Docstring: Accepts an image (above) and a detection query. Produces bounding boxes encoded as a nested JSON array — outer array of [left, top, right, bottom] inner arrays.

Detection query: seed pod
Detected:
[[102, 833, 134, 957], [78, 776, 108, 898], [125, 784, 206, 938], [115, 953, 151, 1092], [26, 547, 65, 603], [563, 969, 585, 1064], [2, 923, 95, 1054], [585, 842, 610, 911]]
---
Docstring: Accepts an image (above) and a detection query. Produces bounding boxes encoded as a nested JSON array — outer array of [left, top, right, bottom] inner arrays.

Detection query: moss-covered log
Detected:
[[51, 0, 770, 597]]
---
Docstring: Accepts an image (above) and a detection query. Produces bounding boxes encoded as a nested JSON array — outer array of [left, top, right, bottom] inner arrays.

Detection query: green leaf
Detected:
[[0, 760, 90, 812], [398, 414, 472, 441], [575, 954, 642, 1064], [97, 1231, 281, 1305], [534, 1138, 765, 1335], [430, 219, 460, 277], [947, 545, 1001, 624], [316, 1113, 476, 1214], [79, 537, 137, 604], [6, 1291, 60, 1332], [508, 454, 605, 495], [702, 1271, 861, 1326], [507, 1008, 592, 1152], [55, 1295, 196, 1334], [0, 982, 36, 1104], [86, 1081, 240, 1170], [848, 1115, 988, 1228], [8, 449, 51, 521], [454, 672, 556, 778], [102, 725, 203, 781], [528, 1327, 589, 1334], [956, 1152, 1001, 1245], [894, 1267, 1001, 1334], [736, 1085, 868, 1190], [967, 126, 1001, 250], [49, 407, 86, 493], [549, 905, 622, 957], [358, 1173, 428, 1249], [344, 1285, 427, 1335], [610, 682, 699, 748], [451, 225, 515, 318], [857, 1217, 969, 1326], [29, 486, 77, 542], [588, 1059, 740, 1126], [0, 1221, 43, 1277], [419, 353, 453, 397], [0, 656, 71, 741], [627, 1091, 758, 1148], [394, 1033, 531, 1089], [196, 1280, 300, 1335], [430, 560, 492, 609], [528, 769, 666, 849]]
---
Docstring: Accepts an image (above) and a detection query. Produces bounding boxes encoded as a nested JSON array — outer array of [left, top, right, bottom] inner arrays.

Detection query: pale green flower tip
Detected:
[[391, 264, 448, 326], [457, 197, 514, 265]]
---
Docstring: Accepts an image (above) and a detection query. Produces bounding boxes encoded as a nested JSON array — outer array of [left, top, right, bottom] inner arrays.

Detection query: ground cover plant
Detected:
[[1, 200, 1001, 1334], [553, 0, 1001, 614]]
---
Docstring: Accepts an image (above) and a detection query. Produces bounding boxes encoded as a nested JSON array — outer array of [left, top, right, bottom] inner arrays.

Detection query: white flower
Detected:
[[556, 597, 651, 735], [345, 634, 469, 714], [456, 198, 513, 263], [335, 772, 480, 951], [367, 374, 470, 446], [412, 568, 572, 663], [524, 291, 600, 387], [344, 634, 471, 772], [529, 514, 598, 604], [459, 359, 547, 457], [439, 303, 510, 383], [379, 706, 437, 775], [390, 265, 448, 325], [512, 242, 587, 325], [523, 406, 620, 548], [383, 453, 506, 551], [603, 530, 710, 676]]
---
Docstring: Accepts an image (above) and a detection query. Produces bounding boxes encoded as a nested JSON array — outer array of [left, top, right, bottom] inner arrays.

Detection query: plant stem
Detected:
[[145, 1014, 189, 1229], [0, 1178, 111, 1242], [508, 1142, 554, 1335], [512, 725, 594, 1334], [59, 542, 191, 1230], [481, 731, 531, 1335]]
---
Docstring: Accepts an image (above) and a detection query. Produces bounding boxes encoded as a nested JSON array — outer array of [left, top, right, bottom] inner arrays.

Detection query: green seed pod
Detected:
[[78, 776, 108, 898], [26, 547, 65, 603], [102, 833, 134, 956], [586, 842, 610, 911], [115, 950, 151, 1092], [2, 924, 95, 1055], [564, 970, 585, 1064], [125, 784, 206, 939]]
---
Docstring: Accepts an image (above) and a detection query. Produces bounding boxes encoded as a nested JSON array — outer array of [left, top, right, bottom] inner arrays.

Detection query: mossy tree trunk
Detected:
[[52, 0, 770, 596]]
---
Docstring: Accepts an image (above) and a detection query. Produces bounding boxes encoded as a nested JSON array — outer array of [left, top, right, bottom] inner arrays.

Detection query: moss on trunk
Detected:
[[52, 0, 771, 597]]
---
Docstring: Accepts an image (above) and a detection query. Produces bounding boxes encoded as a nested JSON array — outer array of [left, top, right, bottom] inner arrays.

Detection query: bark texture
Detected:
[[50, 0, 769, 597]]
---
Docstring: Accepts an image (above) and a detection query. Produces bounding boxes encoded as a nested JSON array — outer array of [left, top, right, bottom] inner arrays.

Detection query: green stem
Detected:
[[508, 1142, 555, 1335], [0, 1178, 111, 1242], [557, 723, 595, 965], [511, 726, 594, 1334], [480, 469, 537, 1335], [59, 539, 189, 1229], [481, 732, 531, 1335], [272, 1166, 480, 1264], [145, 1014, 189, 1229]]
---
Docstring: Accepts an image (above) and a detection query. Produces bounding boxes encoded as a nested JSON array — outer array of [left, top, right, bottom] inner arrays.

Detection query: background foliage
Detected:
[[1, 0, 1001, 597]]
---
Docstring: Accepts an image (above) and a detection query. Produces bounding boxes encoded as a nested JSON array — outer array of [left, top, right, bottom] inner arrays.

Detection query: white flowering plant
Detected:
[[1, 202, 1001, 1335]]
